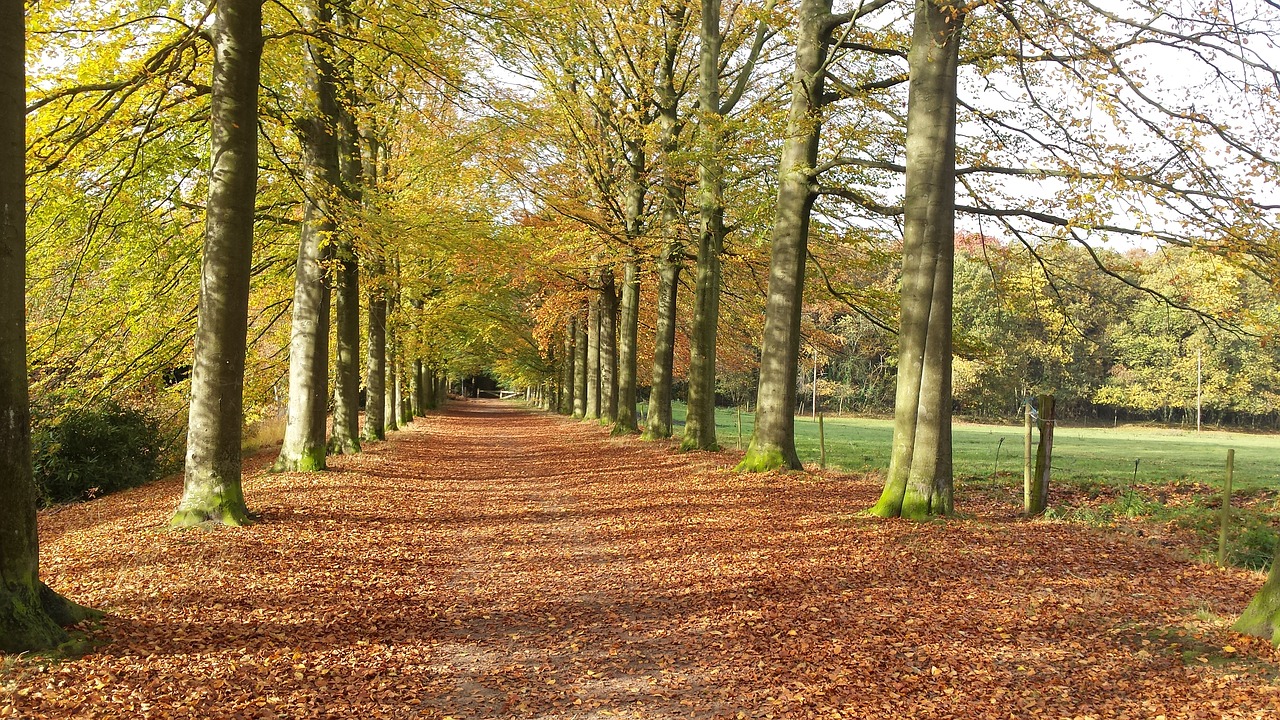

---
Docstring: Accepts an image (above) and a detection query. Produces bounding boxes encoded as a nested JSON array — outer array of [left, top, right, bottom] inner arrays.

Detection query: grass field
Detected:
[[652, 402, 1280, 492]]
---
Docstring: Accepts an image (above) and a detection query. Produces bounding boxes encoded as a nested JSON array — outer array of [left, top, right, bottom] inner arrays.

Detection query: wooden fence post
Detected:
[[1219, 449, 1235, 568], [818, 414, 826, 469]]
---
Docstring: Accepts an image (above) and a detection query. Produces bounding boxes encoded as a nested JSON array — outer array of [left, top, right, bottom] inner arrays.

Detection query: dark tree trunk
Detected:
[[573, 311, 588, 418], [737, 0, 833, 471], [361, 133, 385, 442], [644, 6, 686, 442], [615, 257, 641, 434], [586, 294, 601, 420], [274, 0, 340, 473], [562, 318, 577, 415], [385, 317, 399, 432], [599, 266, 619, 424], [681, 0, 727, 453], [172, 0, 261, 524], [646, 244, 681, 439], [413, 359, 426, 415], [328, 0, 362, 455], [870, 0, 964, 518], [1, 0, 99, 650]]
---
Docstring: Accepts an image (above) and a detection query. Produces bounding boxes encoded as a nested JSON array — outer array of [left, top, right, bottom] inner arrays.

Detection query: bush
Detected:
[[32, 401, 165, 505]]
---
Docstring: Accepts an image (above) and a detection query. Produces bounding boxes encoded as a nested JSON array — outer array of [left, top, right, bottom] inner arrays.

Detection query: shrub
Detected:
[[32, 401, 165, 505]]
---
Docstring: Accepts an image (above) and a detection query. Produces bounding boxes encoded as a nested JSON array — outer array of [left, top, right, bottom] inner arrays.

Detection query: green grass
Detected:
[[649, 402, 1280, 491]]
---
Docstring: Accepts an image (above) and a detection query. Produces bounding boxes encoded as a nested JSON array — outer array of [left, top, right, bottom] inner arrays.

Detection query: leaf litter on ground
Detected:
[[3, 401, 1278, 719]]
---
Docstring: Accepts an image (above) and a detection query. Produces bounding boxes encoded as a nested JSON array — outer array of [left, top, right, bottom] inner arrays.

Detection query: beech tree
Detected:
[[738, 0, 886, 471], [0, 0, 97, 650], [327, 0, 364, 456], [171, 0, 263, 526], [869, 0, 965, 519], [681, 0, 777, 452], [274, 0, 342, 472]]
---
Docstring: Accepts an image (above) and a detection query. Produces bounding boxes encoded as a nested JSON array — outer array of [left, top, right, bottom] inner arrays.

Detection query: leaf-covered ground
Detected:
[[4, 401, 1279, 718]]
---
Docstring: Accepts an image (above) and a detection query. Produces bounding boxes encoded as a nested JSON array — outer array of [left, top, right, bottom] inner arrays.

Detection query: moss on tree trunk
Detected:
[[1234, 544, 1280, 644]]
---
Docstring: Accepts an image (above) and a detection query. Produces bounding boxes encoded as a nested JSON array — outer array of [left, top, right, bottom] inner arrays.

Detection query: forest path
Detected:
[[9, 401, 1278, 719]]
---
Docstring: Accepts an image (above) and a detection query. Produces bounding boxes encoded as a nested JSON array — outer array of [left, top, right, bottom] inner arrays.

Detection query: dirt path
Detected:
[[4, 401, 1278, 719]]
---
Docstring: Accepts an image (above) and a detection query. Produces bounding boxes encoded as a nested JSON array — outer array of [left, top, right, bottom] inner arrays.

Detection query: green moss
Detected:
[[679, 434, 721, 453], [610, 423, 639, 437], [641, 425, 671, 441], [735, 443, 787, 473]]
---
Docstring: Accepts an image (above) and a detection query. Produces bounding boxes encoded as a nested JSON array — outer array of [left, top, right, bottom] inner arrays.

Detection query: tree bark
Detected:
[[1, 1, 99, 650], [274, 0, 340, 473], [361, 133, 385, 442], [327, 0, 362, 456], [644, 7, 686, 442], [615, 256, 642, 434], [1027, 394, 1055, 516], [681, 0, 728, 453], [1235, 543, 1280, 645], [737, 0, 832, 472], [171, 0, 261, 525], [585, 293, 601, 420], [646, 243, 681, 439], [599, 266, 619, 425], [385, 319, 399, 432], [870, 0, 964, 518], [573, 311, 588, 418], [562, 318, 577, 415]]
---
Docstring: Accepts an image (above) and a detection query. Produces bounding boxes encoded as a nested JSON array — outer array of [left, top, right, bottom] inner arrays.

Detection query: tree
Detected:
[[274, 0, 341, 472], [327, 0, 364, 456], [171, 0, 263, 526], [0, 0, 97, 650], [1236, 544, 1280, 645], [681, 0, 776, 452], [738, 0, 867, 471], [869, 0, 965, 519]]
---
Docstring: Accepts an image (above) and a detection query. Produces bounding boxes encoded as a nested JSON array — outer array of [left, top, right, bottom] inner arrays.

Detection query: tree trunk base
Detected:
[[642, 423, 672, 440], [735, 441, 797, 472], [1234, 572, 1280, 645], [0, 582, 101, 654], [170, 501, 253, 528], [272, 446, 326, 473], [679, 431, 720, 453], [610, 421, 639, 436], [327, 435, 361, 456]]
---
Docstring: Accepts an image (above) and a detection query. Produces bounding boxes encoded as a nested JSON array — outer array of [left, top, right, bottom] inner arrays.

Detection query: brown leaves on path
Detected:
[[4, 401, 1278, 719]]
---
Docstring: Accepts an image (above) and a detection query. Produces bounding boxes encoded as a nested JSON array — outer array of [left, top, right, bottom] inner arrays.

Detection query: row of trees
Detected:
[[729, 239, 1280, 427], [7, 0, 1280, 649], [491, 0, 1280, 518]]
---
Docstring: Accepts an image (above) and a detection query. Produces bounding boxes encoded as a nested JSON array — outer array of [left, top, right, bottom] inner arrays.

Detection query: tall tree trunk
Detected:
[[385, 322, 399, 432], [328, 0, 362, 456], [413, 359, 426, 415], [615, 256, 641, 434], [274, 0, 340, 473], [644, 3, 687, 441], [361, 133, 385, 442], [870, 0, 964, 518], [599, 266, 619, 424], [682, 0, 727, 453], [737, 0, 833, 471], [614, 144, 644, 434], [646, 243, 681, 439], [585, 294, 601, 420], [172, 0, 261, 525], [434, 371, 447, 407], [573, 311, 588, 418], [562, 318, 577, 415], [0, 3, 99, 651]]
